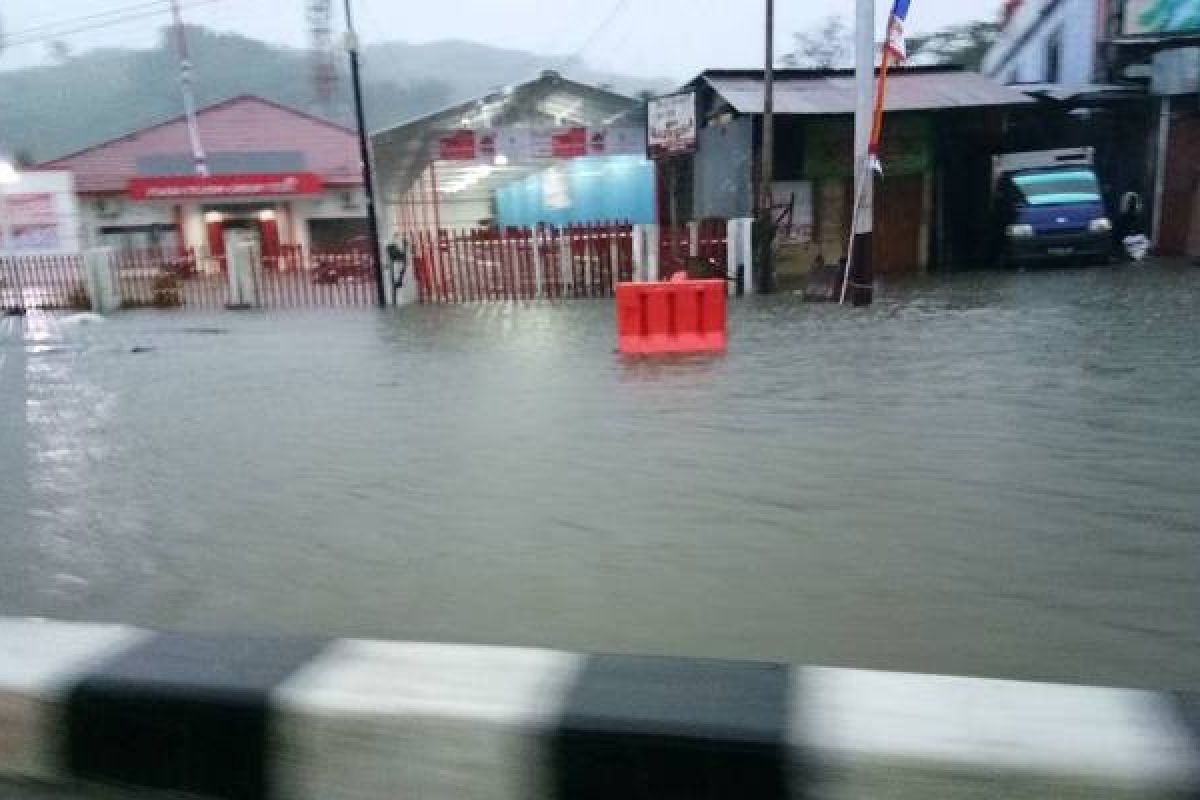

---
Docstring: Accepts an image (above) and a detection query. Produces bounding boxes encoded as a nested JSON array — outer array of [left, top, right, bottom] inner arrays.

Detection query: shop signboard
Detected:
[[528, 128, 589, 158], [647, 92, 698, 159], [0, 171, 79, 254], [5, 193, 58, 251], [437, 130, 478, 161], [1121, 0, 1200, 36], [127, 172, 323, 199]]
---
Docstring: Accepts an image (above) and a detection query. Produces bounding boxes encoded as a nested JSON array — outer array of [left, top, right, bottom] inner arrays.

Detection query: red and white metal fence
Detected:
[[1, 219, 737, 312], [658, 219, 730, 277], [2, 247, 379, 312], [256, 248, 377, 308], [115, 246, 379, 310], [409, 223, 636, 304]]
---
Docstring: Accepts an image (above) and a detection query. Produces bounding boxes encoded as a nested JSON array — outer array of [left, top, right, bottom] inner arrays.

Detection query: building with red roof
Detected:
[[39, 95, 367, 264]]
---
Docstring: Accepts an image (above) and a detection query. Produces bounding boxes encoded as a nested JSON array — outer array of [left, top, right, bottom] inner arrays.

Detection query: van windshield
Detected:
[[1011, 169, 1102, 207]]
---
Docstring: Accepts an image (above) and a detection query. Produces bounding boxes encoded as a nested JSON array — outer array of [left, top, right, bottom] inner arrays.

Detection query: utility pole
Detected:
[[758, 0, 777, 293], [846, 0, 875, 306], [343, 0, 387, 308], [169, 0, 208, 176]]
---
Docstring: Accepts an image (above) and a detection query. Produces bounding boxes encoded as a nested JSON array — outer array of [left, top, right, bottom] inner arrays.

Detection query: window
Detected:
[[98, 223, 179, 251], [1010, 169, 1101, 206], [1045, 30, 1062, 83]]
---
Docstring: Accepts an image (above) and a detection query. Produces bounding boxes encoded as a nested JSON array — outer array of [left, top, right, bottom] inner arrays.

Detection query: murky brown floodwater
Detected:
[[2, 262, 1198, 690]]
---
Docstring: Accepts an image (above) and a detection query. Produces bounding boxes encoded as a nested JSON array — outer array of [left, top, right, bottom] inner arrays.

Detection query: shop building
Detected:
[[668, 67, 1033, 283], [372, 71, 653, 238], [37, 95, 367, 267], [984, 0, 1200, 257]]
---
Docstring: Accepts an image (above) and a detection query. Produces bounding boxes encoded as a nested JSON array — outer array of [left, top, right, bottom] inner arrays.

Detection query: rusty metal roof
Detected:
[[701, 68, 1034, 115]]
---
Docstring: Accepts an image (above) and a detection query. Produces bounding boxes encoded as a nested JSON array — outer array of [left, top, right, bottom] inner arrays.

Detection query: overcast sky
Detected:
[[1, 0, 999, 77]]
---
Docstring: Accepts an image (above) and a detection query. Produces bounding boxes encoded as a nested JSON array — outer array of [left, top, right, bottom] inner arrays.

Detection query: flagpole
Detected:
[[869, 48, 894, 151], [844, 0, 875, 306]]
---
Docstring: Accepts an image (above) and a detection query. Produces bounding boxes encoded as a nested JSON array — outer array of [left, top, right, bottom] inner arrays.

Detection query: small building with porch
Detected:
[[37, 95, 367, 270], [371, 70, 653, 237], [668, 66, 1036, 284], [369, 71, 658, 302]]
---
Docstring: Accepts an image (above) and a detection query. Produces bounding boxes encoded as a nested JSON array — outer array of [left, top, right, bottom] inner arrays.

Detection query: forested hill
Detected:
[[0, 25, 666, 162]]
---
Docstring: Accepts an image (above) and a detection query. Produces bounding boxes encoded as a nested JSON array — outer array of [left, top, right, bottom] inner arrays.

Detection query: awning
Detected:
[[1013, 83, 1147, 103], [702, 70, 1035, 115]]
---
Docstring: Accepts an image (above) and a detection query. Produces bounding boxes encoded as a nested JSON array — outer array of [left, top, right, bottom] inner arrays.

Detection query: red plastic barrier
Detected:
[[615, 279, 727, 355]]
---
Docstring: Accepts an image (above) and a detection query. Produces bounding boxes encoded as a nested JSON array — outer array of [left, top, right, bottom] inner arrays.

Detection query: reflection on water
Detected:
[[1, 264, 1198, 690]]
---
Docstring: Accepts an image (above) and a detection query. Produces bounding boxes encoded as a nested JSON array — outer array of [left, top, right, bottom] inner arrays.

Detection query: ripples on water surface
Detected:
[[1, 264, 1198, 688]]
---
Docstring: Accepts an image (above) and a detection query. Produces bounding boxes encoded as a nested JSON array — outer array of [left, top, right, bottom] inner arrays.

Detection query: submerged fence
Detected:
[[406, 220, 734, 305], [0, 254, 89, 311], [408, 223, 636, 304], [1, 219, 744, 311], [2, 247, 378, 312]]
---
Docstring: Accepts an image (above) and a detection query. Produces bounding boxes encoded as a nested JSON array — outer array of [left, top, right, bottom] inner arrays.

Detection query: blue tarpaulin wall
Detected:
[[494, 155, 655, 227]]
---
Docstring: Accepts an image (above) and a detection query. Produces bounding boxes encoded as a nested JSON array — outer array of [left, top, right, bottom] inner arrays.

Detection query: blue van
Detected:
[[993, 149, 1113, 266]]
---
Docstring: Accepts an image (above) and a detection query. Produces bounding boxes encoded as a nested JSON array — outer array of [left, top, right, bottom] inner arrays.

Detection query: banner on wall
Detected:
[[434, 128, 646, 162], [0, 171, 79, 254], [437, 129, 479, 160], [1121, 0, 1200, 36], [3, 193, 60, 251]]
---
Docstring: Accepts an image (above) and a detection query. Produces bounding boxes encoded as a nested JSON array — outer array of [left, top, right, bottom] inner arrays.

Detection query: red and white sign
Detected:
[[647, 92, 698, 159], [550, 127, 588, 158], [437, 130, 478, 161], [434, 127, 646, 162], [127, 172, 323, 200], [3, 192, 60, 251]]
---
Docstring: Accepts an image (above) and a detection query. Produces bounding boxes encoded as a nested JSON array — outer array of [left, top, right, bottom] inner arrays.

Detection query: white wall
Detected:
[[0, 170, 82, 255], [983, 0, 1099, 86], [78, 194, 175, 248], [387, 166, 493, 235]]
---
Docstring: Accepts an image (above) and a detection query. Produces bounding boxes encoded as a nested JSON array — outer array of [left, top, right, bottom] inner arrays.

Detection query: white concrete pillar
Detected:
[[609, 233, 621, 290], [532, 231, 546, 297], [732, 217, 755, 295], [725, 221, 740, 296], [83, 248, 120, 314], [227, 239, 261, 309], [294, 200, 314, 271], [631, 225, 646, 281], [688, 221, 700, 258], [558, 228, 572, 291], [645, 223, 660, 282]]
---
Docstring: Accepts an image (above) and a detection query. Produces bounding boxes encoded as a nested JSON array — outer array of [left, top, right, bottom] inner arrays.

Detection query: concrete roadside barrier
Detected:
[[1, 617, 1197, 800]]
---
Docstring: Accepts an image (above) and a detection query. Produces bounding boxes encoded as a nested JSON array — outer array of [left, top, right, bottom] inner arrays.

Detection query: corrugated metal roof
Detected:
[[703, 70, 1034, 115], [39, 96, 361, 193], [370, 71, 643, 201]]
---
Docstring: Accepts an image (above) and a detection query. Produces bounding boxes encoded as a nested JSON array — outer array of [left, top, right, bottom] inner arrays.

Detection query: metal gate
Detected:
[[1, 254, 89, 311], [112, 247, 377, 310], [410, 223, 635, 304]]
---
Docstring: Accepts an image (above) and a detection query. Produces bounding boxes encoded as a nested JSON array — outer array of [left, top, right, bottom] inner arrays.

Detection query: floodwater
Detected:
[[1, 262, 1198, 690]]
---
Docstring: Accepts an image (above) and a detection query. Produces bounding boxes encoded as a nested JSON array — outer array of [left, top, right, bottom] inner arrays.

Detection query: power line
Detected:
[[0, 0, 225, 50], [565, 0, 632, 63], [2, 0, 173, 40]]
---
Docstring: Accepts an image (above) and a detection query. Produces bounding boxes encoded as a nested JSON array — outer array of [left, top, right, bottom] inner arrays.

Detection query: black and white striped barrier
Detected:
[[1, 617, 1197, 800]]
